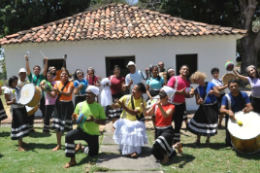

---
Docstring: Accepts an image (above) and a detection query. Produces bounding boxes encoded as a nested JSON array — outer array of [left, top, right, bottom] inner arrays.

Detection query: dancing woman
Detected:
[[73, 69, 88, 105], [142, 86, 182, 164], [111, 83, 147, 158], [188, 71, 220, 145], [52, 69, 74, 151], [4, 76, 29, 151], [40, 72, 57, 133], [107, 65, 126, 123], [233, 66, 260, 113]]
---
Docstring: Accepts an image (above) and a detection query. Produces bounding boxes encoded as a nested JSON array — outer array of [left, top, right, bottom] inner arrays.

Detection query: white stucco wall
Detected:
[[3, 35, 239, 111]]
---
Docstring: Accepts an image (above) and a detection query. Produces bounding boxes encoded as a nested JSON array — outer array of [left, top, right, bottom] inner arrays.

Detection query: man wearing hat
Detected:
[[17, 68, 29, 89], [25, 54, 48, 132], [142, 86, 182, 164], [64, 85, 106, 168], [125, 61, 149, 92]]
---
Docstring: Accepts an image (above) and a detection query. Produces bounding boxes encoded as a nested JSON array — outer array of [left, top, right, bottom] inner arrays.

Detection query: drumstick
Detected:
[[39, 50, 46, 58]]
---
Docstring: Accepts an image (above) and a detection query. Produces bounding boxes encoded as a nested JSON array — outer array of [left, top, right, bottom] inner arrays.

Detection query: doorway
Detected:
[[47, 59, 66, 71], [176, 54, 198, 80]]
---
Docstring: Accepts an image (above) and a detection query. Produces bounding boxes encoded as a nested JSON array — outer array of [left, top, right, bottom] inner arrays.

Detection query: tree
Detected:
[[138, 0, 260, 74]]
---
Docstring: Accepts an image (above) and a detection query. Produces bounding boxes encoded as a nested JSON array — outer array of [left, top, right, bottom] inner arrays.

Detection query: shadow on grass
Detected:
[[0, 153, 3, 158], [0, 131, 10, 138], [163, 153, 195, 168], [235, 151, 260, 160], [16, 142, 57, 151], [183, 142, 226, 150], [29, 131, 51, 138]]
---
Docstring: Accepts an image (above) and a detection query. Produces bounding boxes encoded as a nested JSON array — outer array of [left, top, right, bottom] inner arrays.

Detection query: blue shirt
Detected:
[[74, 79, 88, 95], [146, 76, 165, 90], [221, 92, 250, 113], [195, 82, 217, 104]]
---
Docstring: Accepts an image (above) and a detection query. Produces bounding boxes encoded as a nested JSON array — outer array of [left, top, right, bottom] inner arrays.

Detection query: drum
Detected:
[[146, 95, 159, 109], [222, 73, 237, 86], [26, 104, 39, 116], [19, 84, 42, 107], [228, 111, 260, 154], [225, 60, 235, 71]]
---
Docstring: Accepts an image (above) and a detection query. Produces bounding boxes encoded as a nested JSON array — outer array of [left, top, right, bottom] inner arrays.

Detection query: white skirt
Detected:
[[113, 118, 148, 155]]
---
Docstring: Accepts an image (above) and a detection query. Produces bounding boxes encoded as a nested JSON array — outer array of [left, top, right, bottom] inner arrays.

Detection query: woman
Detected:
[[4, 76, 29, 151], [108, 65, 126, 123], [40, 72, 57, 133], [146, 65, 165, 101], [233, 65, 260, 113], [211, 67, 228, 128], [142, 86, 182, 164], [188, 71, 219, 145], [111, 83, 147, 158], [52, 69, 74, 151], [0, 84, 7, 126], [86, 67, 101, 87], [73, 69, 88, 105], [166, 68, 175, 83]]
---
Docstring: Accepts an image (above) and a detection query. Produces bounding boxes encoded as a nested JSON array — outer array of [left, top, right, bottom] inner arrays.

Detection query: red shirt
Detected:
[[109, 75, 125, 95], [153, 103, 175, 127], [167, 76, 190, 103]]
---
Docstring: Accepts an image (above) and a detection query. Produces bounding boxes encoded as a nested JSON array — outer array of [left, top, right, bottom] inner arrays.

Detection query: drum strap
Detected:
[[130, 95, 145, 121], [55, 81, 69, 105], [121, 94, 131, 119], [197, 82, 208, 103], [225, 94, 232, 111], [225, 92, 245, 111]]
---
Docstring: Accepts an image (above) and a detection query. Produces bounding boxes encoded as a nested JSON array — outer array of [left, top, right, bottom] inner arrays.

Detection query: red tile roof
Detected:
[[0, 3, 247, 45]]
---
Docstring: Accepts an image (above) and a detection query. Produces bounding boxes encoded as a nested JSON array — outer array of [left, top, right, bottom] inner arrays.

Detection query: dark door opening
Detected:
[[105, 56, 135, 77], [176, 54, 198, 80], [47, 59, 66, 71]]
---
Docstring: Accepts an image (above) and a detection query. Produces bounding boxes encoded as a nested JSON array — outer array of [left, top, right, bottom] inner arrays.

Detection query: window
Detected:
[[105, 56, 135, 77], [46, 59, 66, 70], [176, 54, 198, 79]]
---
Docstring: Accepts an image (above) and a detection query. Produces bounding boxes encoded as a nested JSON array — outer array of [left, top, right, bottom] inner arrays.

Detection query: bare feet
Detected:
[[173, 142, 183, 155], [130, 152, 138, 158], [52, 145, 61, 151], [18, 147, 26, 151], [160, 154, 169, 164], [63, 161, 77, 168], [75, 143, 82, 152], [193, 140, 200, 146]]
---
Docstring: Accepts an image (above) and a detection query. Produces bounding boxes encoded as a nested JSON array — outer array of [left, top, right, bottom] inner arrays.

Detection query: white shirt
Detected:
[[211, 78, 225, 94], [125, 70, 146, 90], [4, 87, 23, 109]]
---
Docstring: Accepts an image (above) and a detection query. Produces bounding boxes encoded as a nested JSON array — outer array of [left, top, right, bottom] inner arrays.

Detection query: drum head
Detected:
[[222, 73, 237, 86], [228, 111, 260, 140], [146, 95, 159, 108], [19, 84, 36, 105]]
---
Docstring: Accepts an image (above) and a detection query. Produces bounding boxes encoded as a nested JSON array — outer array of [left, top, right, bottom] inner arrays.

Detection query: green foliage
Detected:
[[0, 0, 92, 36]]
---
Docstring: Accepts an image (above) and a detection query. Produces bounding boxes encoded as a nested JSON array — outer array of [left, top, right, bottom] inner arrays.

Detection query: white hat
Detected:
[[86, 85, 99, 96], [126, 61, 136, 68], [162, 86, 175, 98], [18, 68, 26, 74]]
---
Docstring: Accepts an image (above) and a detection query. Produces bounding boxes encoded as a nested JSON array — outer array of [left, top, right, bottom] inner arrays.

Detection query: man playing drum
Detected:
[[220, 79, 253, 147], [25, 54, 48, 132]]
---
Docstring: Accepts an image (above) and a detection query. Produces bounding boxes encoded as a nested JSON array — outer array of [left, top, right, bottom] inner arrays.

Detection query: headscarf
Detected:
[[86, 85, 99, 96], [162, 86, 175, 98]]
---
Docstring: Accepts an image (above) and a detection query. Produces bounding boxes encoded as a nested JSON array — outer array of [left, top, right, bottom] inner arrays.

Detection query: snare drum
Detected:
[[146, 95, 159, 109], [26, 104, 39, 116], [19, 84, 42, 107], [228, 111, 260, 154], [222, 73, 237, 86]]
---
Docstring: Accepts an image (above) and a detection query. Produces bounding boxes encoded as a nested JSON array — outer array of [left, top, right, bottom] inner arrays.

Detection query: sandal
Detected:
[[63, 161, 77, 168], [176, 143, 183, 155], [75, 143, 82, 152], [205, 140, 210, 147]]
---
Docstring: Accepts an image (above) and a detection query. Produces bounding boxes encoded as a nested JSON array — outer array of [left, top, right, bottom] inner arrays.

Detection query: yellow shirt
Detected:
[[119, 95, 147, 121]]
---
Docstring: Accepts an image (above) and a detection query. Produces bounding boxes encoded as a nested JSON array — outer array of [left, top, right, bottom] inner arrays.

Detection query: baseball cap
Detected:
[[126, 61, 136, 68]]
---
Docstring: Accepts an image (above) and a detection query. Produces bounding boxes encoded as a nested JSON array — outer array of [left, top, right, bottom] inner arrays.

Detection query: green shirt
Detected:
[[74, 101, 106, 135], [28, 73, 45, 86]]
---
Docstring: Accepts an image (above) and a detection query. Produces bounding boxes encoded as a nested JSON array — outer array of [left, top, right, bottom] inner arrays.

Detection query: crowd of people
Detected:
[[0, 54, 258, 168]]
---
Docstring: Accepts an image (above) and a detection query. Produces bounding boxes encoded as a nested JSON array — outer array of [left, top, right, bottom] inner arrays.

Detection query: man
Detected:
[[64, 85, 106, 168], [125, 61, 149, 92], [25, 54, 48, 132], [158, 62, 166, 72], [167, 65, 194, 143], [48, 66, 56, 79], [220, 79, 253, 147], [211, 67, 228, 128], [17, 68, 29, 89]]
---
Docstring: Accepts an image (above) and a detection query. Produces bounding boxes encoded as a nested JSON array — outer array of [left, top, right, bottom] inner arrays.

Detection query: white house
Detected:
[[0, 3, 246, 111]]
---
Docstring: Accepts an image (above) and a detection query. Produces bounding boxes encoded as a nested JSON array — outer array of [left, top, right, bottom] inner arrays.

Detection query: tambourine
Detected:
[[76, 113, 87, 127], [225, 60, 235, 71]]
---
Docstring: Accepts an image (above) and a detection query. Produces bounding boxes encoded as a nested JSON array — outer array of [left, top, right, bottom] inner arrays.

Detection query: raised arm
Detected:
[[25, 54, 31, 76], [141, 103, 154, 116], [42, 57, 48, 76], [233, 69, 248, 82]]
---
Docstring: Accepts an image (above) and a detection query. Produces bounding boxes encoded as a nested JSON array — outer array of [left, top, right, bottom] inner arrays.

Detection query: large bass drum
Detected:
[[19, 83, 42, 107], [228, 111, 260, 154]]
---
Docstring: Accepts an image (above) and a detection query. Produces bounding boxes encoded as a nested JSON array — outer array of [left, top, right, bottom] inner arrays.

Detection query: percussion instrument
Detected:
[[19, 83, 42, 107], [146, 95, 159, 109], [76, 113, 87, 127], [225, 60, 235, 71], [54, 54, 67, 81], [26, 104, 39, 116], [222, 73, 237, 86], [228, 111, 260, 154]]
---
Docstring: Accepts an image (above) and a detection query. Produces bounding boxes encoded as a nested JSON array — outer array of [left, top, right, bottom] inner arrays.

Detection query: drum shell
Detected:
[[26, 104, 39, 116], [27, 86, 42, 107], [230, 134, 260, 154]]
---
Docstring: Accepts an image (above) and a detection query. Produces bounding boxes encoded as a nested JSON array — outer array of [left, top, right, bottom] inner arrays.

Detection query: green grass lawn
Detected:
[[1, 125, 260, 173]]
